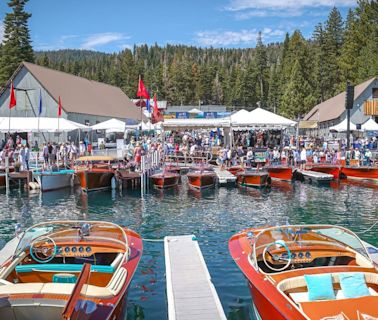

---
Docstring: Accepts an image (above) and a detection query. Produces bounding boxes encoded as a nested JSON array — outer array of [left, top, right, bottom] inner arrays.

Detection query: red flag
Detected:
[[151, 93, 163, 124], [9, 82, 16, 109], [58, 96, 62, 117], [137, 79, 150, 100]]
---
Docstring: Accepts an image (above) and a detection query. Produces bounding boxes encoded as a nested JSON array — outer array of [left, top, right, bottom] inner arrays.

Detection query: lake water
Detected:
[[0, 178, 377, 319]]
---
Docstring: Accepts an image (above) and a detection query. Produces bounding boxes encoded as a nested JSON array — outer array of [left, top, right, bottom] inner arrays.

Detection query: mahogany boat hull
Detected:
[[266, 166, 292, 181], [150, 173, 180, 189], [227, 166, 244, 176], [307, 165, 341, 179], [237, 172, 270, 188], [76, 169, 114, 192], [341, 166, 378, 181], [187, 172, 216, 189]]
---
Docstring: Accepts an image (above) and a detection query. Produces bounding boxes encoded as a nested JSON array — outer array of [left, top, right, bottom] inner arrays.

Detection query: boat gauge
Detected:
[[86, 247, 92, 253], [56, 247, 63, 254], [64, 247, 70, 253], [298, 252, 304, 259], [305, 252, 311, 259], [79, 246, 84, 253], [71, 247, 77, 253], [291, 253, 296, 259]]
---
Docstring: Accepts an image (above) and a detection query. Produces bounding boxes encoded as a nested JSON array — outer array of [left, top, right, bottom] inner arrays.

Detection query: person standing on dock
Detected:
[[24, 144, 30, 170], [300, 147, 307, 170]]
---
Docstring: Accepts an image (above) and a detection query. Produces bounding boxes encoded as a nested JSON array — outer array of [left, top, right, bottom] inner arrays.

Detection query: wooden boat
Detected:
[[0, 166, 14, 187], [0, 220, 142, 320], [236, 171, 271, 188], [307, 164, 341, 179], [341, 166, 378, 182], [75, 156, 115, 192], [187, 170, 216, 189], [150, 172, 180, 189], [266, 166, 292, 181], [165, 165, 181, 175], [34, 169, 76, 192], [229, 224, 378, 320], [227, 166, 244, 176]]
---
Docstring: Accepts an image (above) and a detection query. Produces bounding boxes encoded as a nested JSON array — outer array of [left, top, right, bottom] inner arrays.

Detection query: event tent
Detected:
[[329, 118, 357, 132], [91, 118, 126, 132], [248, 108, 296, 127], [361, 118, 378, 131], [0, 117, 88, 133], [230, 109, 251, 126], [162, 118, 230, 129], [188, 108, 202, 114]]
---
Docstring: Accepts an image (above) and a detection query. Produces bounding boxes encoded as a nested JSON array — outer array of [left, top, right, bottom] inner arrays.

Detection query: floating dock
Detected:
[[164, 235, 226, 320], [213, 166, 236, 185], [296, 169, 333, 183]]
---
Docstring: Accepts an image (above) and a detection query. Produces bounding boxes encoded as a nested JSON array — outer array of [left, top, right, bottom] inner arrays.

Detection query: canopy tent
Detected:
[[91, 118, 126, 132], [329, 118, 357, 132], [188, 108, 202, 114], [230, 109, 251, 126], [361, 118, 378, 131], [162, 118, 230, 130], [0, 117, 88, 133]]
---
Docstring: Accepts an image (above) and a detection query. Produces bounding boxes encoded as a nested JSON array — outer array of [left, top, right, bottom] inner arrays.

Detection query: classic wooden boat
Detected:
[[227, 166, 244, 176], [34, 169, 76, 192], [265, 166, 292, 181], [165, 165, 182, 175], [307, 164, 341, 179], [187, 171, 216, 189], [189, 164, 214, 172], [236, 171, 271, 188], [229, 224, 378, 320], [75, 156, 115, 192], [341, 166, 378, 182], [0, 220, 143, 320], [150, 172, 180, 189]]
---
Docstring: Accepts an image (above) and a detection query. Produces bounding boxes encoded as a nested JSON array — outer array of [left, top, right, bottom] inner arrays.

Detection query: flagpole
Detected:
[[139, 75, 142, 132]]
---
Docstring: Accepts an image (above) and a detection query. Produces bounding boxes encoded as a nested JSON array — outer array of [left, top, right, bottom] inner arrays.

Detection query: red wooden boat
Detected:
[[75, 156, 115, 192], [236, 171, 271, 188], [307, 164, 341, 179], [227, 166, 244, 176], [187, 171, 216, 189], [165, 165, 181, 175], [150, 172, 180, 189], [0, 220, 142, 320], [266, 166, 292, 181], [229, 224, 378, 320], [341, 166, 378, 182]]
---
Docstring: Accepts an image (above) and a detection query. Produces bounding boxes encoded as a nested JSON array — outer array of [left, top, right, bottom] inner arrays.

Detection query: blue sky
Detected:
[[0, 0, 356, 52]]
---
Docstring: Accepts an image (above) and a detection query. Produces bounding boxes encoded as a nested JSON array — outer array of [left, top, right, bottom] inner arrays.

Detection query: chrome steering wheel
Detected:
[[262, 240, 292, 272], [30, 236, 57, 264]]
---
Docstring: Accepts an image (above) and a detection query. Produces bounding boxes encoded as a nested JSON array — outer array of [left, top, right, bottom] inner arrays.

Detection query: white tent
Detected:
[[230, 109, 251, 126], [361, 118, 378, 131], [329, 118, 357, 132], [91, 118, 126, 132], [0, 117, 88, 133], [188, 108, 202, 114], [248, 108, 296, 127], [162, 118, 230, 129]]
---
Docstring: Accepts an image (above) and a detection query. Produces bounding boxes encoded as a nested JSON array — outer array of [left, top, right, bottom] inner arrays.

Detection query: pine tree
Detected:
[[254, 31, 268, 108], [267, 64, 279, 113], [0, 0, 34, 85], [312, 23, 327, 102]]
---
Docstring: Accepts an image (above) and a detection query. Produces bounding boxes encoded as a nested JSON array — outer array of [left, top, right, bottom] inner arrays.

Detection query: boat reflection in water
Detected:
[[230, 224, 378, 320], [0, 220, 142, 320]]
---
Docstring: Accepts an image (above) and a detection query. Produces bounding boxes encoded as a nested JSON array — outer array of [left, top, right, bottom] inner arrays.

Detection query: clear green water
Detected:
[[0, 179, 377, 320]]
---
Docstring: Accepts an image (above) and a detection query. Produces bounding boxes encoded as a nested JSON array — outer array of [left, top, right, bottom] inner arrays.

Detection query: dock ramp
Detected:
[[213, 167, 236, 185], [165, 235, 226, 320]]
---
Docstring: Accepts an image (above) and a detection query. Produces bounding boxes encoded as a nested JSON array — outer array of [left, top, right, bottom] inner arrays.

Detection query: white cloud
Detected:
[[0, 21, 4, 43], [225, 0, 356, 17], [119, 44, 132, 50], [195, 28, 284, 47], [81, 32, 130, 50]]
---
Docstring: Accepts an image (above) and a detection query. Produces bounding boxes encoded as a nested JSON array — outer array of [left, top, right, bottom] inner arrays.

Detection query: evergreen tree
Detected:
[[0, 0, 34, 85], [254, 32, 268, 108]]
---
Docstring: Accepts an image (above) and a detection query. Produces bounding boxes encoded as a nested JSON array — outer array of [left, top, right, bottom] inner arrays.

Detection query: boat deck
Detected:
[[165, 235, 226, 320], [213, 166, 236, 185]]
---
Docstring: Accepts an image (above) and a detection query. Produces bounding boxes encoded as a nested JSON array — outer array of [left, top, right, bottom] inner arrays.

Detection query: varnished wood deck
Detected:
[[165, 235, 226, 320]]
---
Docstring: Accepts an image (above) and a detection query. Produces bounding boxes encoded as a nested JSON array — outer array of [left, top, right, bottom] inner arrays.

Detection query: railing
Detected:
[[165, 151, 213, 167], [91, 148, 123, 159], [140, 150, 162, 194]]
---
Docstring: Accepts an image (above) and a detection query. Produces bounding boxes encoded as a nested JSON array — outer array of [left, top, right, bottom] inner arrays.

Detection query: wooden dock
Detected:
[[164, 235, 226, 320], [297, 169, 333, 182], [213, 166, 236, 185]]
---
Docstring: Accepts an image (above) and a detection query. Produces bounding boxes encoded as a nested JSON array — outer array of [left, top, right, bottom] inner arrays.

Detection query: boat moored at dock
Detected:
[[341, 166, 378, 182], [0, 220, 143, 320], [265, 166, 293, 181], [150, 172, 180, 189], [33, 169, 76, 192], [236, 171, 271, 188], [187, 165, 216, 190], [229, 224, 378, 320]]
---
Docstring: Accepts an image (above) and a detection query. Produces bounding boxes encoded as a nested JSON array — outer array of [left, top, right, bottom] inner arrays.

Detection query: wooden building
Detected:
[[303, 77, 378, 136], [0, 62, 142, 143]]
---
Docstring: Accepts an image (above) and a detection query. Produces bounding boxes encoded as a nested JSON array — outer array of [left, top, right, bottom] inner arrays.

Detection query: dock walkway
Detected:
[[297, 169, 333, 182], [165, 235, 226, 320], [213, 166, 236, 185]]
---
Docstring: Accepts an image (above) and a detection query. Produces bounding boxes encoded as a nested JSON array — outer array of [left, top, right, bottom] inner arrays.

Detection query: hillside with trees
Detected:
[[1, 0, 377, 118]]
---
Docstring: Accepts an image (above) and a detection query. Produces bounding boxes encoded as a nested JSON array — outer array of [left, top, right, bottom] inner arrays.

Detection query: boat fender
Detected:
[[111, 177, 117, 189], [29, 182, 40, 190]]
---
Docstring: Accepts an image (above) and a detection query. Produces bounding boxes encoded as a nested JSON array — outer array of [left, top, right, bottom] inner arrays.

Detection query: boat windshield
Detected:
[[252, 225, 371, 265], [14, 221, 128, 258]]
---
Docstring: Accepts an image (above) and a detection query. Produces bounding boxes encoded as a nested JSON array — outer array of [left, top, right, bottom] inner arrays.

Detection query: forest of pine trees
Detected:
[[1, 0, 377, 119]]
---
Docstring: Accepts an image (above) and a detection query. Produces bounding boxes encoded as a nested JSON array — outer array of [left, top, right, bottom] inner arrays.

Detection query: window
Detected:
[[373, 88, 378, 99]]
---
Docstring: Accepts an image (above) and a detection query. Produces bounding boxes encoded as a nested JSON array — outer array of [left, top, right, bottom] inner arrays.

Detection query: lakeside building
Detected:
[[0, 62, 142, 144], [302, 77, 378, 136]]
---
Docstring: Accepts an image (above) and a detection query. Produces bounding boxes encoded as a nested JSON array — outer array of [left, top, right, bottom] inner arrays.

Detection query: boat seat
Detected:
[[0, 283, 44, 295], [15, 264, 114, 274], [278, 272, 378, 304]]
